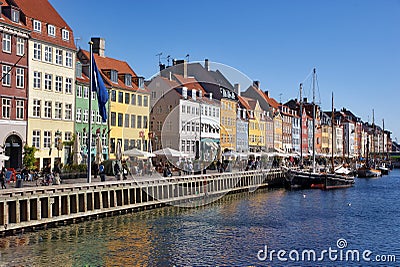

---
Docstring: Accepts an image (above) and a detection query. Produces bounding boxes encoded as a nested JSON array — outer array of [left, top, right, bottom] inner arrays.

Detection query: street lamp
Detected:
[[55, 130, 62, 159]]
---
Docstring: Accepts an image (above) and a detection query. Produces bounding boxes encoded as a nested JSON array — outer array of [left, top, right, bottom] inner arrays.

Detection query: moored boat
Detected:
[[357, 166, 382, 178]]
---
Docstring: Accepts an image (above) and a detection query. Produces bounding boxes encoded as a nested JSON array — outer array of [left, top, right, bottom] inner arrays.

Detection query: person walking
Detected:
[[0, 167, 6, 189]]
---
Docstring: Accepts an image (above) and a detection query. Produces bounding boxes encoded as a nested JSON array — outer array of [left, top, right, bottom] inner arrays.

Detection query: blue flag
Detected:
[[92, 53, 109, 122]]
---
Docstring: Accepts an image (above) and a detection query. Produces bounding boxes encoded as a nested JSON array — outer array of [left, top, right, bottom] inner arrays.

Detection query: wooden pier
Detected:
[[0, 169, 284, 235]]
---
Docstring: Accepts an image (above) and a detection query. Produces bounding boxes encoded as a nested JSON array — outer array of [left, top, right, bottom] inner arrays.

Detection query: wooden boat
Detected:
[[357, 166, 382, 178]]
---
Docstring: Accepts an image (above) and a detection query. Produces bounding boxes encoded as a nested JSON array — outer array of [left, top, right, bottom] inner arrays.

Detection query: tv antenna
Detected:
[[166, 55, 171, 66], [185, 54, 190, 62], [156, 52, 162, 65]]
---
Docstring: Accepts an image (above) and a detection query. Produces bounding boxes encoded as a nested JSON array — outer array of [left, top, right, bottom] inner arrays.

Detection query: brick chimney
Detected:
[[91, 37, 105, 57], [205, 59, 209, 71], [234, 83, 241, 97], [253, 80, 260, 89]]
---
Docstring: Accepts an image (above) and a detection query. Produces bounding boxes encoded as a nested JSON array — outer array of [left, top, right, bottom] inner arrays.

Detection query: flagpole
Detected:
[[87, 41, 93, 183]]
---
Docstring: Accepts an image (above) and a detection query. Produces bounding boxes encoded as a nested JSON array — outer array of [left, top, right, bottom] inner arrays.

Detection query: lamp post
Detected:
[[55, 130, 62, 159]]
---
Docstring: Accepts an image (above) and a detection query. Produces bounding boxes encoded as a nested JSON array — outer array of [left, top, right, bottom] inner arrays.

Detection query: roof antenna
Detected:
[[166, 55, 171, 66], [185, 54, 190, 62], [156, 52, 162, 65], [75, 37, 81, 48]]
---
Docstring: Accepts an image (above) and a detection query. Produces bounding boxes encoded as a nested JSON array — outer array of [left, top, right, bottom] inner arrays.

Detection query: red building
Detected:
[[0, 2, 30, 169]]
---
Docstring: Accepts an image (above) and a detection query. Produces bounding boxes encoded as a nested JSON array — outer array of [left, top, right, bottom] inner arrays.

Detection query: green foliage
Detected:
[[62, 164, 87, 173], [23, 145, 37, 171]]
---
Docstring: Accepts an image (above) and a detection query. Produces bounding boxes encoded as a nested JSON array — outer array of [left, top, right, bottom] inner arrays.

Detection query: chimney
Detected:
[[234, 83, 241, 97], [253, 80, 260, 89], [169, 71, 172, 81], [209, 93, 213, 100], [205, 59, 209, 71], [182, 87, 187, 99], [172, 59, 187, 78], [198, 90, 202, 99], [303, 97, 308, 103], [159, 64, 166, 72], [91, 37, 105, 57], [264, 90, 270, 98], [192, 89, 196, 101], [183, 60, 187, 78]]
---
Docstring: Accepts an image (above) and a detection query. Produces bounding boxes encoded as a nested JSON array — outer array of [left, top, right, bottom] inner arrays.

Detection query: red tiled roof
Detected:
[[173, 74, 207, 94], [12, 0, 76, 50], [80, 50, 147, 92], [238, 96, 251, 110], [0, 1, 29, 31]]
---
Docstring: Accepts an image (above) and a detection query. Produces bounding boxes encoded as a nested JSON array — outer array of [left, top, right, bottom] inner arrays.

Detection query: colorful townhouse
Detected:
[[321, 111, 333, 155], [0, 1, 29, 169], [241, 97, 265, 152], [77, 38, 150, 159], [236, 94, 249, 154], [280, 105, 293, 153], [16, 0, 76, 170], [74, 59, 109, 163]]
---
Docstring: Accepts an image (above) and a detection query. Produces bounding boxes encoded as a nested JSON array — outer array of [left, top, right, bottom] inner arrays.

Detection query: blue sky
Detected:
[[50, 0, 400, 140]]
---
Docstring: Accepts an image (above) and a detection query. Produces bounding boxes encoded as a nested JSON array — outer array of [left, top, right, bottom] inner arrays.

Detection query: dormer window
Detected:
[[33, 20, 42, 32], [138, 77, 144, 89], [76, 62, 82, 78], [125, 74, 132, 86], [48, 24, 56, 37], [110, 70, 118, 83], [11, 9, 20, 23], [62, 29, 69, 41]]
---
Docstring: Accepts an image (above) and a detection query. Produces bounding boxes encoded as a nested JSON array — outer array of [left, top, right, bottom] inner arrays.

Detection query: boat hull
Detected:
[[357, 167, 382, 178]]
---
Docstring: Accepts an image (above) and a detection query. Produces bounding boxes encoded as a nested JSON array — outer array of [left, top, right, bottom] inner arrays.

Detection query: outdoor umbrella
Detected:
[[123, 148, 155, 158], [153, 147, 187, 158]]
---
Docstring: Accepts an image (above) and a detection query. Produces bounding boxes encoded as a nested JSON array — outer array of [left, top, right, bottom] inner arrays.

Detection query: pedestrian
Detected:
[[114, 161, 121, 180], [0, 167, 6, 189]]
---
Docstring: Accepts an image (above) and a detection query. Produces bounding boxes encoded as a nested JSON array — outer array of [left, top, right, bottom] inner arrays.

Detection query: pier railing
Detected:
[[0, 168, 283, 235]]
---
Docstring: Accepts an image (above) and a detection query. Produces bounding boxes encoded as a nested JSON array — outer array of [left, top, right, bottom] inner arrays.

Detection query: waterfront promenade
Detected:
[[0, 168, 284, 236]]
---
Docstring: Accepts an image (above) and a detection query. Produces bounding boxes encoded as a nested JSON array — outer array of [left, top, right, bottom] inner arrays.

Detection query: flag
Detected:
[[91, 53, 109, 122]]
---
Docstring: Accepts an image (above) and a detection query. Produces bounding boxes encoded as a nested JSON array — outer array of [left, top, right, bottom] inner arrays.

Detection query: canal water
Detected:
[[0, 170, 399, 266]]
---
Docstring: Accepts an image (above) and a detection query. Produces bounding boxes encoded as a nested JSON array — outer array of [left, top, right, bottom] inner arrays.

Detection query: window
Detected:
[[83, 86, 89, 99], [96, 111, 101, 124], [110, 70, 118, 83], [110, 112, 116, 126], [2, 65, 11, 86], [76, 108, 81, 122], [32, 130, 40, 148], [65, 104, 72, 120], [44, 74, 52, 90], [16, 68, 24, 88], [55, 49, 63, 65], [16, 100, 24, 120], [33, 99, 41, 117], [47, 25, 56, 37], [83, 110, 88, 123], [181, 140, 185, 152], [55, 102, 62, 119], [143, 116, 148, 128], [82, 132, 88, 148], [44, 101, 52, 118], [111, 90, 116, 102], [44, 46, 52, 63], [118, 92, 123, 103], [91, 110, 95, 123], [65, 78, 72, 94], [65, 51, 72, 67], [76, 85, 82, 98], [17, 38, 24, 56], [33, 20, 41, 32], [125, 74, 132, 86], [55, 76, 63, 92], [44, 131, 51, 148], [125, 93, 130, 104], [131, 115, 136, 128], [137, 116, 142, 128], [2, 98, 11, 119], [33, 42, 41, 60], [2, 34, 11, 53], [91, 90, 96, 100], [125, 114, 129, 128], [11, 9, 20, 23], [157, 121, 162, 131], [118, 113, 123, 127], [64, 132, 72, 142], [144, 96, 148, 107], [131, 94, 136, 105], [62, 29, 69, 41], [137, 95, 142, 106]]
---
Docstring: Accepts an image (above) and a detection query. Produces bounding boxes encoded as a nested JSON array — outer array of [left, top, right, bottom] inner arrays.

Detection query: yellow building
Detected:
[[273, 112, 283, 150], [242, 97, 265, 152], [78, 43, 150, 160], [220, 98, 237, 152]]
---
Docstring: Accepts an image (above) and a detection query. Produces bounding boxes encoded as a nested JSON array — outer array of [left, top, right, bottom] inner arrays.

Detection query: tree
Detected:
[[23, 145, 37, 171]]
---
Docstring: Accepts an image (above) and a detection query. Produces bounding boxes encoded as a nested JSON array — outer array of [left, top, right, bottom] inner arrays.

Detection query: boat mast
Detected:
[[299, 83, 303, 167], [331, 92, 335, 173], [312, 68, 316, 173], [382, 118, 385, 159]]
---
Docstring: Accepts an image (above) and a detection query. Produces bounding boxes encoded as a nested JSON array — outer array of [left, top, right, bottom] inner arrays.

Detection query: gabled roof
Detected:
[[173, 74, 207, 94], [238, 96, 251, 110], [0, 1, 29, 31], [12, 0, 76, 50]]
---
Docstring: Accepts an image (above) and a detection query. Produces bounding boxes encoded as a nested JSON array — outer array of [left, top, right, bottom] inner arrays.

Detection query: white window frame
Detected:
[[44, 74, 52, 90], [65, 78, 72, 94], [83, 109, 88, 123], [76, 85, 82, 98], [76, 108, 82, 122], [55, 102, 62, 119], [2, 33, 11, 53], [62, 29, 70, 41], [33, 71, 41, 89], [33, 42, 41, 60], [2, 98, 11, 119], [44, 46, 52, 63], [33, 20, 42, 32], [17, 37, 24, 56], [11, 9, 19, 23], [43, 131, 51, 148], [16, 68, 24, 88], [33, 99, 41, 117], [44, 101, 52, 118], [47, 25, 56, 37], [32, 130, 40, 149], [16, 100, 24, 120], [65, 103, 72, 120], [55, 76, 63, 92], [2, 65, 11, 86], [65, 51, 72, 67], [55, 49, 63, 65], [83, 86, 89, 99]]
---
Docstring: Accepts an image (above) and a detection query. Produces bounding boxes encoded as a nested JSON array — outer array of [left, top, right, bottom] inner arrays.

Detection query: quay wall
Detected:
[[0, 169, 284, 235]]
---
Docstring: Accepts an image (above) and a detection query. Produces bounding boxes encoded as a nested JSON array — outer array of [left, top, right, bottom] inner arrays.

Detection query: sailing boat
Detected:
[[284, 68, 355, 190]]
